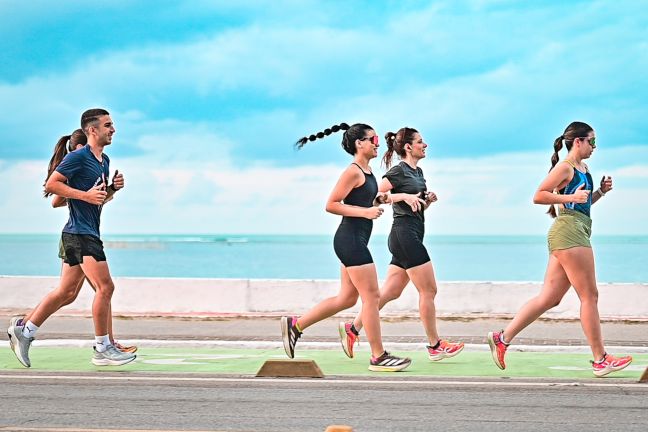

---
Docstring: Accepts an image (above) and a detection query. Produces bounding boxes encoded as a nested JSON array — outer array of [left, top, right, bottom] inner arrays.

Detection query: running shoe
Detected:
[[114, 341, 138, 353], [591, 353, 633, 377], [368, 351, 411, 372], [427, 339, 465, 361], [338, 322, 359, 359], [281, 316, 301, 359], [7, 316, 33, 368], [92, 345, 136, 366], [487, 330, 508, 370]]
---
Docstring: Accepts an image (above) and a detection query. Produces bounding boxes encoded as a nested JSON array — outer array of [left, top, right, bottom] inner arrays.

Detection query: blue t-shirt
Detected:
[[55, 145, 110, 239]]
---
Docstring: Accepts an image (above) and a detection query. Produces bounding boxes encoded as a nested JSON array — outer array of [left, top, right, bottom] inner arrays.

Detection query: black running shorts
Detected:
[[61, 232, 106, 266], [388, 218, 430, 270], [333, 219, 374, 267]]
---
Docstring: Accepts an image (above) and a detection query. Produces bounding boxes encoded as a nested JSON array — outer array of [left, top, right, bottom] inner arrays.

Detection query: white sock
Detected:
[[22, 321, 39, 338], [95, 335, 111, 353]]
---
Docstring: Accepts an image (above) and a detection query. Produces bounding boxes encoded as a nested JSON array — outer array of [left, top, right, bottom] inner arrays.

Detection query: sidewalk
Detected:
[[2, 312, 648, 347]]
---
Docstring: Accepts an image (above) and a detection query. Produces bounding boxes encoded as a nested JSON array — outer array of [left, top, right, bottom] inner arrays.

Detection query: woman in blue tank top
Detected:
[[487, 121, 632, 377], [281, 122, 411, 372]]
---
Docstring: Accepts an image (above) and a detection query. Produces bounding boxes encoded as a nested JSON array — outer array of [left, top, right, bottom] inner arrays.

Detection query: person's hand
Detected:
[[364, 206, 385, 220], [403, 194, 426, 212], [374, 192, 390, 205], [111, 170, 124, 191], [600, 175, 613, 194], [571, 184, 590, 204], [424, 191, 438, 205], [85, 184, 108, 205]]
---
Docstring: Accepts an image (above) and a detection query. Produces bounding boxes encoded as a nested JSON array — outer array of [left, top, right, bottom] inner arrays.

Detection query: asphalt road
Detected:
[[1, 372, 647, 432]]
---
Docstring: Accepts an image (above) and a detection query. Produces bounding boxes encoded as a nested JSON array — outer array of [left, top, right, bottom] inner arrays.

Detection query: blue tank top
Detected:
[[560, 160, 593, 217]]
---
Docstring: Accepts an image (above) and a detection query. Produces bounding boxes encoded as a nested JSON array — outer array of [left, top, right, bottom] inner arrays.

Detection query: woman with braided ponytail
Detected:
[[487, 121, 632, 377], [339, 127, 464, 361], [281, 122, 411, 372]]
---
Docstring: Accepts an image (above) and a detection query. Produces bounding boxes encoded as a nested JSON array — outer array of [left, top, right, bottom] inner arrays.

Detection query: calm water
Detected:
[[0, 234, 646, 283]]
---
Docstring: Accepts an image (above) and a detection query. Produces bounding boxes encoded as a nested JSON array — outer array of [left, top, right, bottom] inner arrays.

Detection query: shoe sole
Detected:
[[7, 327, 31, 368], [428, 344, 465, 361], [368, 361, 411, 372], [593, 360, 632, 377], [338, 322, 353, 359], [487, 332, 505, 370], [92, 355, 137, 366], [280, 317, 294, 359]]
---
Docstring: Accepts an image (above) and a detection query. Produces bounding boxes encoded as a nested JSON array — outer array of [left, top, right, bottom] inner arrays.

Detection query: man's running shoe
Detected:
[[281, 316, 301, 359], [591, 353, 633, 377], [368, 351, 411, 372], [427, 339, 465, 361], [114, 341, 138, 353], [487, 330, 508, 370], [92, 345, 136, 366], [7, 316, 33, 368], [338, 322, 359, 359]]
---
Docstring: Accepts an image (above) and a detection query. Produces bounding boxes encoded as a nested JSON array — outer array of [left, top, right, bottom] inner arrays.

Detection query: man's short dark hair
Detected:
[[81, 108, 110, 132]]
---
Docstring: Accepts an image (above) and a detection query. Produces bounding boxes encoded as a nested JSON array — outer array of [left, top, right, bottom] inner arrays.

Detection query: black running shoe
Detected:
[[368, 351, 411, 372], [281, 316, 302, 359]]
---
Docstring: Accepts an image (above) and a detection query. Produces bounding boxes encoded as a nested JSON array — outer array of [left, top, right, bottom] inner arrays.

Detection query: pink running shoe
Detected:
[[338, 322, 359, 358], [591, 353, 633, 377], [487, 331, 508, 370], [427, 340, 465, 361]]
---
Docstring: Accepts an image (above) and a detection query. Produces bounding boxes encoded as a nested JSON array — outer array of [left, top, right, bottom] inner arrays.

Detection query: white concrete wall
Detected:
[[1, 276, 646, 320]]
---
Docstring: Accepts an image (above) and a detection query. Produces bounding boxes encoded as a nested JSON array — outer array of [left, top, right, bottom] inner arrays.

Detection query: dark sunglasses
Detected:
[[360, 135, 379, 145], [579, 136, 596, 148]]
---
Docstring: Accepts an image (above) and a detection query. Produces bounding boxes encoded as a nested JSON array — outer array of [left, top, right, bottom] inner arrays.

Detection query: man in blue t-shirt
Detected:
[[7, 108, 136, 367]]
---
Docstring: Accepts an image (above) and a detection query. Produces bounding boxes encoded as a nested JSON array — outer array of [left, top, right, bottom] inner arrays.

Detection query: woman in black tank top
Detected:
[[340, 127, 464, 361], [281, 122, 411, 372]]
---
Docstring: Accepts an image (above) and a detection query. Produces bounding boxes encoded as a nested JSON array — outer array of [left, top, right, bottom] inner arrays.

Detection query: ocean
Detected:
[[0, 234, 646, 283]]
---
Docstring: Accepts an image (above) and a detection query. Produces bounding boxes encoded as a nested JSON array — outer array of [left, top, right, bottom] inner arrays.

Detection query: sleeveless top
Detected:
[[559, 160, 593, 217], [341, 163, 378, 224]]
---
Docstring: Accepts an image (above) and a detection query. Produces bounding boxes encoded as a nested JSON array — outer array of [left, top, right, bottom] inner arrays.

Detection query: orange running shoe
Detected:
[[114, 341, 138, 354], [427, 340, 465, 361], [487, 330, 508, 370], [338, 322, 359, 358], [591, 353, 633, 377]]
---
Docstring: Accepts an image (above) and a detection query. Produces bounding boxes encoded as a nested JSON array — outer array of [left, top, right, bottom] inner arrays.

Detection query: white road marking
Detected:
[[1, 373, 647, 388]]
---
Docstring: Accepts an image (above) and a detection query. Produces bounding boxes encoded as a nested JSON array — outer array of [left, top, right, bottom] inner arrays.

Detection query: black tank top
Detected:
[[341, 163, 378, 223]]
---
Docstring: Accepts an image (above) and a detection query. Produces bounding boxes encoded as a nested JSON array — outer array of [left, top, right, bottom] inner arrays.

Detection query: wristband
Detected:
[[596, 188, 606, 196]]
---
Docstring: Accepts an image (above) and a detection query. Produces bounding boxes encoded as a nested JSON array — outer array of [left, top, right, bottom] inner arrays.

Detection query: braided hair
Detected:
[[295, 123, 374, 155]]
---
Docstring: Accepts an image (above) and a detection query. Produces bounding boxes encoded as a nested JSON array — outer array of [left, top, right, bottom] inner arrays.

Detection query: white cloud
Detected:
[[2, 145, 646, 235]]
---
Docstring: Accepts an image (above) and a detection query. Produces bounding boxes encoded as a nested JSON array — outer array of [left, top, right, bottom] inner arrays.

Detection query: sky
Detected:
[[0, 0, 646, 235]]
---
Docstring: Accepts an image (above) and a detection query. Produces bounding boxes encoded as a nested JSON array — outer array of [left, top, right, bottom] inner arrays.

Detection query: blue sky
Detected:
[[1, 0, 646, 234]]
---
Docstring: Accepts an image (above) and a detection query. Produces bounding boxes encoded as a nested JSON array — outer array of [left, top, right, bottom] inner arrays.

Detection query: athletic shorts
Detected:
[[57, 237, 66, 260], [61, 232, 106, 266], [547, 209, 592, 252], [333, 219, 374, 267], [388, 218, 430, 269]]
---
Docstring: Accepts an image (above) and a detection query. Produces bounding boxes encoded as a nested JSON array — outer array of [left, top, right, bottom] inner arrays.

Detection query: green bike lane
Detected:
[[2, 347, 646, 380]]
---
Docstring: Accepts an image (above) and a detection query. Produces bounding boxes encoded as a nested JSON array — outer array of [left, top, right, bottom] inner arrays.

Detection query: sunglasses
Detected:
[[360, 135, 379, 145], [579, 136, 596, 148]]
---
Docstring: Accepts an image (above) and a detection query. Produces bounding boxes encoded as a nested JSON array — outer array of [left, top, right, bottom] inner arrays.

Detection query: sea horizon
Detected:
[[1, 233, 646, 283]]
